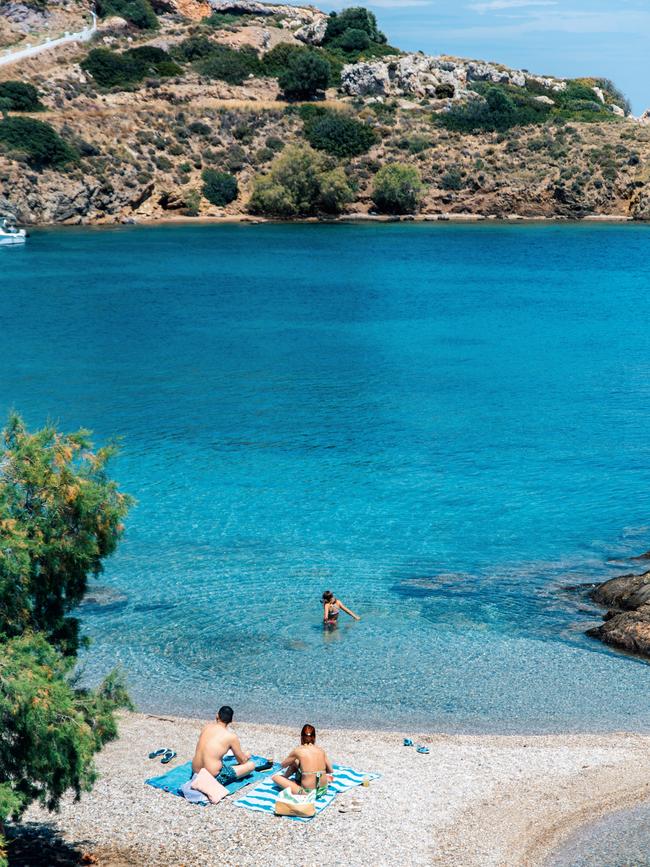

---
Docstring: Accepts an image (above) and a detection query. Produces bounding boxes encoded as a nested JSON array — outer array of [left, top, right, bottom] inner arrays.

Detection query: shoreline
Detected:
[[21, 212, 646, 230], [17, 710, 650, 866]]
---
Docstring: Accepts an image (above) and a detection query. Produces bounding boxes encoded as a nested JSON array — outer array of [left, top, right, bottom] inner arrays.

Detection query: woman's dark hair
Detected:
[[301, 724, 316, 745], [321, 590, 334, 603]]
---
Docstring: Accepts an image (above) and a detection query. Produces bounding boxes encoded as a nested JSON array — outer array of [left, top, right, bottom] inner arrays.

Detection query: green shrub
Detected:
[[372, 163, 422, 214], [188, 120, 211, 137], [435, 83, 455, 100], [126, 45, 181, 78], [225, 144, 246, 172], [318, 165, 354, 213], [173, 35, 215, 62], [278, 51, 330, 100], [440, 86, 550, 132], [202, 168, 238, 205], [81, 49, 142, 89], [81, 47, 179, 89], [248, 144, 353, 216], [441, 167, 463, 190], [96, 0, 158, 30], [304, 109, 377, 157], [184, 188, 201, 216], [558, 81, 598, 104], [206, 10, 259, 27], [0, 117, 77, 168], [0, 81, 43, 112], [265, 135, 284, 152], [195, 45, 262, 85], [254, 146, 275, 163], [324, 7, 386, 44], [335, 28, 370, 52], [262, 42, 310, 77]]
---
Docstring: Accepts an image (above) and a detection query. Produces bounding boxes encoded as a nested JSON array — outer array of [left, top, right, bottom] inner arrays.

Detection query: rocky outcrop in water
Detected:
[[587, 570, 650, 658]]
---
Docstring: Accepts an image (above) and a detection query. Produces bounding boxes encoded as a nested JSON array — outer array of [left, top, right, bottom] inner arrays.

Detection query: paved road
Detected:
[[0, 12, 96, 68]]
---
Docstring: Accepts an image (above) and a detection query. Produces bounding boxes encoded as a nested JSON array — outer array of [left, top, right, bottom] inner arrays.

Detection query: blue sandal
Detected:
[[148, 748, 168, 759], [160, 749, 177, 764], [403, 738, 414, 747], [416, 745, 430, 755]]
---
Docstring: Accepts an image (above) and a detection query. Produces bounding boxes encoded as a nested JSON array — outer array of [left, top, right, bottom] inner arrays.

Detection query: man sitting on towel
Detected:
[[181, 705, 269, 803]]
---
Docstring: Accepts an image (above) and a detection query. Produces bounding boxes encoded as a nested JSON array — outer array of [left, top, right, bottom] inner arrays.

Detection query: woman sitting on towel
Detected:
[[272, 724, 334, 798], [322, 590, 360, 628]]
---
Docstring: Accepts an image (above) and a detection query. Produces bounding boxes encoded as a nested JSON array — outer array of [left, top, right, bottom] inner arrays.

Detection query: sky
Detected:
[[308, 0, 650, 114]]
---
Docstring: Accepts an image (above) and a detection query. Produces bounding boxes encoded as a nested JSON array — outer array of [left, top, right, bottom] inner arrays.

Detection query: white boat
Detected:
[[0, 218, 27, 246]]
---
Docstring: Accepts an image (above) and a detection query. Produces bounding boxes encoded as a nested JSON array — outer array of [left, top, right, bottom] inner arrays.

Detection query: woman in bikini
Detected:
[[322, 590, 361, 627], [272, 724, 334, 798]]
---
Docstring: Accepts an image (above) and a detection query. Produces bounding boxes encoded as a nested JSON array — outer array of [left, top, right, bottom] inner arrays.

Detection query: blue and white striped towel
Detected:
[[234, 764, 381, 821]]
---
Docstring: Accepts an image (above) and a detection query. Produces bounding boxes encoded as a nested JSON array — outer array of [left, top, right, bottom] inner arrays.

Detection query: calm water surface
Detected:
[[2, 222, 650, 731], [547, 801, 650, 866]]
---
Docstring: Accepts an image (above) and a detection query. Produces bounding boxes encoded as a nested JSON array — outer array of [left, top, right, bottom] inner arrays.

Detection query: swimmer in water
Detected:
[[322, 590, 360, 627]]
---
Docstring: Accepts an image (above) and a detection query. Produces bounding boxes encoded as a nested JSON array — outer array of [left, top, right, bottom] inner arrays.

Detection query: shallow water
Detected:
[[546, 801, 650, 866], [2, 222, 650, 730]]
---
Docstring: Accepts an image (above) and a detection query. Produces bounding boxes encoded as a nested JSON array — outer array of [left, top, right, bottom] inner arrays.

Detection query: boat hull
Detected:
[[0, 235, 26, 246]]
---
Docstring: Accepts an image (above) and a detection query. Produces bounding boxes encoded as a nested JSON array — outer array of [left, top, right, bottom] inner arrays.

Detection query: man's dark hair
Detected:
[[217, 705, 234, 724]]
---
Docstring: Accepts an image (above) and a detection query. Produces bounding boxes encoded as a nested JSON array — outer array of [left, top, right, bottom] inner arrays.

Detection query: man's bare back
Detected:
[[192, 721, 250, 776]]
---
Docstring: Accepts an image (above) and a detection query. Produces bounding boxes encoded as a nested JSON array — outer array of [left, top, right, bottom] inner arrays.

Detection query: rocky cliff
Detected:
[[1, 0, 649, 225]]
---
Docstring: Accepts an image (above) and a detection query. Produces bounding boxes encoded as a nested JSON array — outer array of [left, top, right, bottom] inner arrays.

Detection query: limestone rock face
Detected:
[[640, 110, 650, 125], [97, 15, 130, 32], [587, 570, 650, 658], [208, 0, 278, 15], [0, 2, 50, 32], [340, 53, 564, 100], [294, 16, 327, 46], [340, 60, 391, 96], [466, 60, 525, 87]]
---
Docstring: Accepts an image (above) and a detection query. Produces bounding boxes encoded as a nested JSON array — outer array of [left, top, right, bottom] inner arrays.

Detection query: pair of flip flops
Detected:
[[148, 748, 177, 764], [338, 797, 363, 813], [403, 738, 429, 754]]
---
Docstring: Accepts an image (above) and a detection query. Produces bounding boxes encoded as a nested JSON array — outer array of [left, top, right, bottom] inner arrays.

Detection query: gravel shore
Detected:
[[17, 712, 650, 866]]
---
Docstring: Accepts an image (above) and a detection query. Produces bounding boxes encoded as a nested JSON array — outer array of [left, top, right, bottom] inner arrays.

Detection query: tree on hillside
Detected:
[[278, 51, 330, 100], [0, 82, 42, 113], [201, 169, 238, 207], [372, 163, 423, 214], [324, 7, 386, 44], [0, 414, 133, 865], [248, 144, 353, 217]]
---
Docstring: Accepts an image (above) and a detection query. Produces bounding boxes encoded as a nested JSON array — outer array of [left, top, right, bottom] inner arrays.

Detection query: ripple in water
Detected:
[[2, 222, 650, 730]]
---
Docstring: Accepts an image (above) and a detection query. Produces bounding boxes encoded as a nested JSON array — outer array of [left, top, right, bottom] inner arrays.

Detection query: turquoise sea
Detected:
[[2, 221, 650, 732]]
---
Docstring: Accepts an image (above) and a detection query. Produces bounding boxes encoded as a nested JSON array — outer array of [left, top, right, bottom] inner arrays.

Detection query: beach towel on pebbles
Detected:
[[145, 755, 280, 803], [234, 765, 381, 821]]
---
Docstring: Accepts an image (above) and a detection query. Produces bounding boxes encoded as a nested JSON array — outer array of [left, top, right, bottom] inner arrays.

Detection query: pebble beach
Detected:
[[15, 711, 650, 866]]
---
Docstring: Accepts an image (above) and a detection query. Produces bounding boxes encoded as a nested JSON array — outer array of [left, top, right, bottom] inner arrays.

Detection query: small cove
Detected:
[[2, 221, 650, 731]]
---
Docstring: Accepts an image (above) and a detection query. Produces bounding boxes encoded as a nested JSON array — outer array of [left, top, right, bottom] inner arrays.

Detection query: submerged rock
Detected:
[[586, 569, 650, 658]]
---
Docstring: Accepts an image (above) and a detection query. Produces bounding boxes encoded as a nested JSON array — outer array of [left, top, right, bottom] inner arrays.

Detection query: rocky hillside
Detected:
[[0, 0, 649, 224]]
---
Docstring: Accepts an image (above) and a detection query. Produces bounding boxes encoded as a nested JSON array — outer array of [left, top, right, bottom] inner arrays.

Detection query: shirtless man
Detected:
[[181, 705, 269, 803], [192, 705, 256, 782], [272, 724, 334, 798]]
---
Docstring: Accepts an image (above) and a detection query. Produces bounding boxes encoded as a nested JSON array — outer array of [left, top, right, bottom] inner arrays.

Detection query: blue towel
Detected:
[[145, 755, 279, 801], [234, 764, 381, 821]]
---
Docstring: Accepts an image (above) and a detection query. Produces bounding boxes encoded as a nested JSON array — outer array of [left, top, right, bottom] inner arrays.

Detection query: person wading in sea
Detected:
[[322, 590, 360, 628]]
